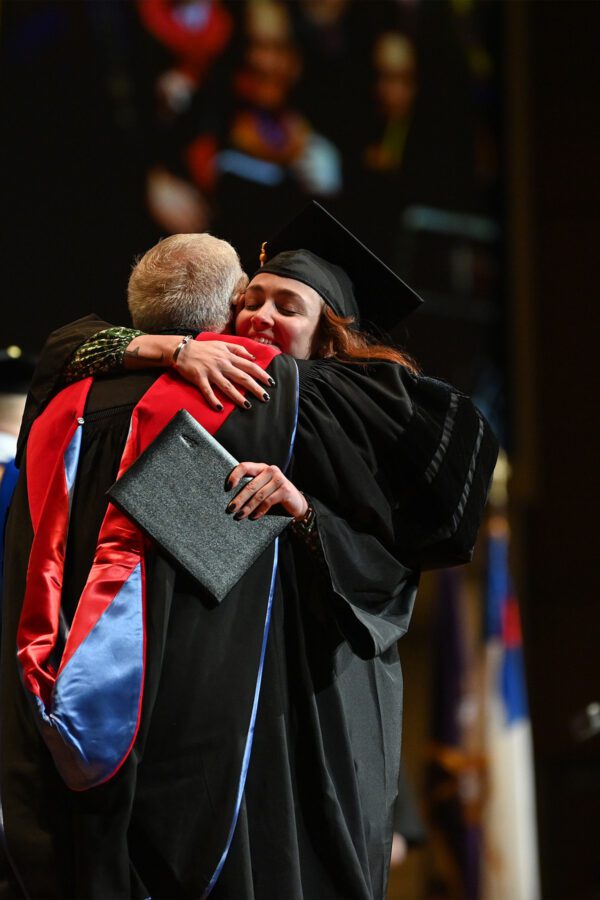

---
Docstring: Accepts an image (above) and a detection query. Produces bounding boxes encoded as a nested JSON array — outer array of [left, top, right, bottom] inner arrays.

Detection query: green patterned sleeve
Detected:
[[62, 327, 144, 383]]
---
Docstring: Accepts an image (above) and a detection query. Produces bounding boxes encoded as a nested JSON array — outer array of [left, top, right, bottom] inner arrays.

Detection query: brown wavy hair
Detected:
[[312, 307, 419, 373]]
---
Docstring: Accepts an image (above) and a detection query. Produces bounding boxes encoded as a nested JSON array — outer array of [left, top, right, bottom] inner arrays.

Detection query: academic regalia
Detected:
[[1, 313, 496, 900], [1, 198, 497, 897]]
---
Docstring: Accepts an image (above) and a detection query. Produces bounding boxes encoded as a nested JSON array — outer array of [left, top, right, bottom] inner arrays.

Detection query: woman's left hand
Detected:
[[226, 463, 308, 521]]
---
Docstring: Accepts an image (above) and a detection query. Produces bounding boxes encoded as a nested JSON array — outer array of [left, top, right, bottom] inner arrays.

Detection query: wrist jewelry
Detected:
[[172, 334, 192, 366], [291, 494, 316, 538]]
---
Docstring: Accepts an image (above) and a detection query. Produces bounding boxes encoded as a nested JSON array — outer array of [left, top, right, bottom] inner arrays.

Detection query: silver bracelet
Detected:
[[171, 334, 192, 366]]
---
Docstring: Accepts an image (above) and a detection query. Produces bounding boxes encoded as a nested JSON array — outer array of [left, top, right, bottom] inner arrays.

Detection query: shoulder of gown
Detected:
[[16, 315, 113, 465], [294, 357, 499, 571]]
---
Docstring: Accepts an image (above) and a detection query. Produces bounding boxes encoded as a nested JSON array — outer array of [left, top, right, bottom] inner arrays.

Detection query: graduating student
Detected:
[[1, 205, 497, 900]]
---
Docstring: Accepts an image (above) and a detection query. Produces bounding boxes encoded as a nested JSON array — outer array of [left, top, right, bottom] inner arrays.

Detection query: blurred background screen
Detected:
[[2, 0, 507, 443]]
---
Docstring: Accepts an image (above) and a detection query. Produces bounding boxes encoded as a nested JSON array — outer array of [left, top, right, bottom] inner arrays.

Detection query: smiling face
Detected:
[[235, 272, 324, 359]]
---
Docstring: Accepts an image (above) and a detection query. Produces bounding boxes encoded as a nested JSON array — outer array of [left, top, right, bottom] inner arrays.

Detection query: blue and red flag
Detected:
[[481, 515, 540, 900]]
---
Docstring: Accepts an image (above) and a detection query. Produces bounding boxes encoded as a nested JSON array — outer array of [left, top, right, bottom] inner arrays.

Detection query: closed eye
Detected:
[[244, 299, 298, 316]]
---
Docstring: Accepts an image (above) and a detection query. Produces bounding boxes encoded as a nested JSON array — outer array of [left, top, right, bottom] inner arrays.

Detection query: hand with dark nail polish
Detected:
[[268, 377, 276, 387], [226, 503, 236, 514], [215, 404, 224, 412], [262, 392, 270, 402], [233, 511, 244, 521], [244, 400, 252, 409]]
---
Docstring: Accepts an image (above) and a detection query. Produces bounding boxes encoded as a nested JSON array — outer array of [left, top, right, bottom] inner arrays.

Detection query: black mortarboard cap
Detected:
[[253, 201, 423, 328]]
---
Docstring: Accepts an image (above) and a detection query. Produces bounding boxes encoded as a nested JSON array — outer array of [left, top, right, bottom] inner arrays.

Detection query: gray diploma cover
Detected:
[[108, 409, 291, 602]]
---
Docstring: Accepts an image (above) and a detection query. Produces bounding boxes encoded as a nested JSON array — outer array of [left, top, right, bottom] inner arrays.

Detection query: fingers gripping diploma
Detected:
[[174, 340, 275, 410], [226, 463, 308, 522]]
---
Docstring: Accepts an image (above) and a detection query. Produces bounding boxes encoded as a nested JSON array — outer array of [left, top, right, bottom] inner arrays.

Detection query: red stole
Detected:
[[18, 334, 279, 790]]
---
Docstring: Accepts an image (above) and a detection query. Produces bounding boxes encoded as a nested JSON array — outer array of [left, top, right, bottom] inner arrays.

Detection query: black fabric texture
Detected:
[[294, 359, 498, 571]]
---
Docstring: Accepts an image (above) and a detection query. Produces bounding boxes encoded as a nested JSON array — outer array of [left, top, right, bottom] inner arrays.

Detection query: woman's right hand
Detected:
[[174, 339, 274, 410], [124, 334, 274, 410]]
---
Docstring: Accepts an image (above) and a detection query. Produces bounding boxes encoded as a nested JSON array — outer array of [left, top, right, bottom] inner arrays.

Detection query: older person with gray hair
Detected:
[[128, 232, 245, 333], [0, 229, 304, 900]]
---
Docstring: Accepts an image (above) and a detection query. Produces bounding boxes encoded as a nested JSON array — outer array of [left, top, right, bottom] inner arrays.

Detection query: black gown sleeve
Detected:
[[290, 358, 498, 658]]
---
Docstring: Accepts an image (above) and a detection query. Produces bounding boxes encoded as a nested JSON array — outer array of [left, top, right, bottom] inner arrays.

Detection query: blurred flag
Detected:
[[481, 513, 540, 900]]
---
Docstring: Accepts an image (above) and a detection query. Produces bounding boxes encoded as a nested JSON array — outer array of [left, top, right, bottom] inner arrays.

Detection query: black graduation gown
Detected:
[[1, 319, 497, 900]]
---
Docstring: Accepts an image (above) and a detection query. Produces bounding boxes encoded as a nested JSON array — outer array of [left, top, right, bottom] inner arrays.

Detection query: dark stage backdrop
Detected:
[[2, 0, 506, 443]]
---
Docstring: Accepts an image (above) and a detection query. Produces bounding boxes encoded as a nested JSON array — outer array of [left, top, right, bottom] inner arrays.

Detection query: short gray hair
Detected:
[[127, 233, 244, 333]]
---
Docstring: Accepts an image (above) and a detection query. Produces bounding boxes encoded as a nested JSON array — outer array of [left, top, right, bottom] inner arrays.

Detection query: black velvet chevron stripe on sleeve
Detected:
[[392, 375, 499, 570]]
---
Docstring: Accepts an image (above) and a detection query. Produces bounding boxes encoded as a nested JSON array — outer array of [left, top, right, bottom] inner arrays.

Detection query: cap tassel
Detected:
[[259, 241, 268, 266]]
